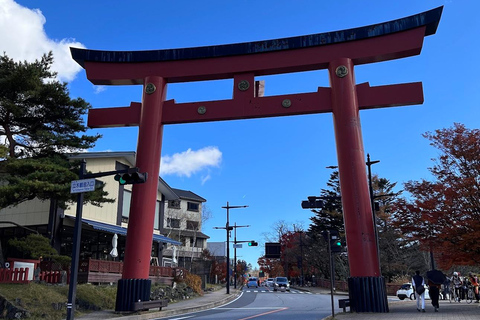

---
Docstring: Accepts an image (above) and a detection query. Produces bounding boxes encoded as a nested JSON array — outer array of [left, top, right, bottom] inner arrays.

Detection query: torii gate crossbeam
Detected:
[[71, 6, 442, 313]]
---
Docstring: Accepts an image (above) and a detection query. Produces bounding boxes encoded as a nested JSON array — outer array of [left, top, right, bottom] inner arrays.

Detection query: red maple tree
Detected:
[[391, 123, 480, 269]]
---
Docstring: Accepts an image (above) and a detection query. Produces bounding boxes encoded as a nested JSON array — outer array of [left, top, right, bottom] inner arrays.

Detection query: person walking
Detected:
[[452, 272, 463, 302], [428, 279, 441, 312], [412, 270, 426, 312], [468, 272, 479, 303]]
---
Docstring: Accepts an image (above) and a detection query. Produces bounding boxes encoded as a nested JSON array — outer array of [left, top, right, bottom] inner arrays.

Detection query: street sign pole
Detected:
[[66, 159, 86, 320], [66, 162, 147, 319]]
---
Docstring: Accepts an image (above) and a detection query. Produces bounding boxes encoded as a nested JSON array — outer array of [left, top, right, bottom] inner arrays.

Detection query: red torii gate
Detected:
[[71, 6, 442, 312]]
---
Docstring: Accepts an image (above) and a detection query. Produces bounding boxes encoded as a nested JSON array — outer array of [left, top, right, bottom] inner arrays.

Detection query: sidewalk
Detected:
[[295, 286, 480, 319], [77, 287, 241, 320]]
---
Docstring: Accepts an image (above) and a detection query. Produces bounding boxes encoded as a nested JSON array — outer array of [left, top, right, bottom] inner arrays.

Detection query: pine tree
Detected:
[[0, 52, 109, 209]]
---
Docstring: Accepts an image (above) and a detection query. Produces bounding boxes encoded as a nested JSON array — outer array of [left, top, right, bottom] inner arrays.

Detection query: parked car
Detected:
[[273, 276, 290, 291], [266, 278, 274, 287], [247, 277, 258, 288], [396, 283, 441, 300]]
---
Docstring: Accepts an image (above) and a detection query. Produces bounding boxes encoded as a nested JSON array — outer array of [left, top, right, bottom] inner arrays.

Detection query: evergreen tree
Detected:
[[306, 170, 348, 280], [0, 52, 109, 209]]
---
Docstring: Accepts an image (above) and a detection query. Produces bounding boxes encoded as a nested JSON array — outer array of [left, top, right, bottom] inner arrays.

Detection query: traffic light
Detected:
[[330, 236, 343, 253], [301, 196, 324, 209], [248, 241, 258, 246], [114, 172, 147, 185]]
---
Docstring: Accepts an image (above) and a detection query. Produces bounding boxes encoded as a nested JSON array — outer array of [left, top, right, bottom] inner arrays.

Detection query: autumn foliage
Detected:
[[391, 123, 480, 269]]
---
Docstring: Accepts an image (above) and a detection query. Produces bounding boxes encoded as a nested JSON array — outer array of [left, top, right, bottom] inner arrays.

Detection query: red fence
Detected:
[[38, 270, 69, 284], [0, 258, 181, 285], [0, 268, 29, 283]]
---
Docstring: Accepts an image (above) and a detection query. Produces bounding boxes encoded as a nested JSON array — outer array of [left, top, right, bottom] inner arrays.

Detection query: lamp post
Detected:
[[215, 202, 248, 294], [366, 153, 380, 272]]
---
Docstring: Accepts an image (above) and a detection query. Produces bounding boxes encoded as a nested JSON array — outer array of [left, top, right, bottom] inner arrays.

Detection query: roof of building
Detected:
[[171, 188, 206, 202], [65, 216, 182, 245], [162, 228, 210, 239]]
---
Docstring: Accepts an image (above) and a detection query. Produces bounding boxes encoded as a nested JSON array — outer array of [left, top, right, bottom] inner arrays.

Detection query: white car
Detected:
[[266, 278, 274, 287], [396, 283, 441, 300]]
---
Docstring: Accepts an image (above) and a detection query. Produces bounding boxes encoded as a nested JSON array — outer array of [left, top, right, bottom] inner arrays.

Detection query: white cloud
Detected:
[[201, 174, 211, 185], [94, 86, 107, 94], [160, 147, 222, 178], [0, 0, 85, 82]]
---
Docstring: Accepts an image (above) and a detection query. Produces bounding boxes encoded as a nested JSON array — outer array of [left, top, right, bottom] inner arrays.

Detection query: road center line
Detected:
[[237, 307, 289, 320]]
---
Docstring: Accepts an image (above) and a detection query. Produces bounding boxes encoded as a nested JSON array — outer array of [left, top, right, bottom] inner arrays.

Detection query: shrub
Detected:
[[184, 273, 203, 295]]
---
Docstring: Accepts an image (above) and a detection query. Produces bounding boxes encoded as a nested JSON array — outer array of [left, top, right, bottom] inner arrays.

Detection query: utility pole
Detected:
[[232, 223, 250, 289], [215, 202, 248, 294], [366, 153, 381, 273]]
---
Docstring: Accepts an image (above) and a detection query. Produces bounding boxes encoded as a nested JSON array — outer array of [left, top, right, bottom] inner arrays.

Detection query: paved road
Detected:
[[158, 286, 335, 320], [77, 285, 480, 320]]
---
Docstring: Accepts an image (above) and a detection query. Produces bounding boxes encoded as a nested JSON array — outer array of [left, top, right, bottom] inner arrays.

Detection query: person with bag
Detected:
[[412, 270, 426, 312]]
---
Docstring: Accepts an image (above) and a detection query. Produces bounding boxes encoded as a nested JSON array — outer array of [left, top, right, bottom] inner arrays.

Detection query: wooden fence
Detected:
[[77, 258, 177, 284]]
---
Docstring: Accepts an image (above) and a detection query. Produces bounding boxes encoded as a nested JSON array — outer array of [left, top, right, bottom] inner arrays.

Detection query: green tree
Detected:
[[306, 170, 348, 280], [307, 170, 412, 281], [8, 233, 71, 265], [0, 52, 109, 209]]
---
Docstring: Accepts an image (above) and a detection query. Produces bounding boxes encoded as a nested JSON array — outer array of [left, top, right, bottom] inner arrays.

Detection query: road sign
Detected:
[[233, 244, 242, 248], [70, 178, 96, 193]]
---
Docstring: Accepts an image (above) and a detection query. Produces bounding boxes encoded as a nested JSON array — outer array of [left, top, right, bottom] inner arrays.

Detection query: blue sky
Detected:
[[1, 0, 479, 269]]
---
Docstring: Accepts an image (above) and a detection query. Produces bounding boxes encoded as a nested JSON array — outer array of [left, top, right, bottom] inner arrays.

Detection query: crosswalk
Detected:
[[244, 289, 312, 294]]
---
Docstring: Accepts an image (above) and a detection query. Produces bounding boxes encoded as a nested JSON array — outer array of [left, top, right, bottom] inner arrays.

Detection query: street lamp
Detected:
[[366, 153, 380, 272], [215, 202, 248, 294]]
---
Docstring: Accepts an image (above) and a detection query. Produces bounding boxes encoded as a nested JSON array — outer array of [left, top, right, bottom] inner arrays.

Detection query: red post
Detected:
[[329, 58, 380, 277], [122, 76, 166, 279]]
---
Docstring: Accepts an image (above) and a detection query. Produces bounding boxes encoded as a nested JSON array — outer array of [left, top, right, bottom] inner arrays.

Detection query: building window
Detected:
[[186, 220, 199, 230], [187, 202, 199, 212], [180, 236, 187, 246], [123, 191, 161, 229], [168, 200, 180, 209], [167, 218, 180, 228], [196, 238, 204, 248], [122, 190, 132, 222], [154, 200, 160, 230]]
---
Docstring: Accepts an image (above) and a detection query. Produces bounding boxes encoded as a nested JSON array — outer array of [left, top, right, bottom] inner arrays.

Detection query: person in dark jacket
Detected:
[[428, 279, 441, 312], [412, 270, 425, 312]]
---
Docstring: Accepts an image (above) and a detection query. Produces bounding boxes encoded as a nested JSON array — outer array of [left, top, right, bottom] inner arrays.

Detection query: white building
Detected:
[[161, 189, 209, 267]]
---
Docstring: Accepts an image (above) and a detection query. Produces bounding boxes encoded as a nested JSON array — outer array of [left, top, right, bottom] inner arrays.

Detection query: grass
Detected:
[[0, 281, 221, 320], [0, 282, 116, 320]]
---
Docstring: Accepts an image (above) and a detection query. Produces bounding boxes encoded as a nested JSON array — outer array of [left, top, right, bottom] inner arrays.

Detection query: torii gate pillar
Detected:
[[329, 58, 388, 311]]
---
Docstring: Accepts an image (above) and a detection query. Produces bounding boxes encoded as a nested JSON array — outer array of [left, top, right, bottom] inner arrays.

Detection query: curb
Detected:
[[113, 291, 241, 320]]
